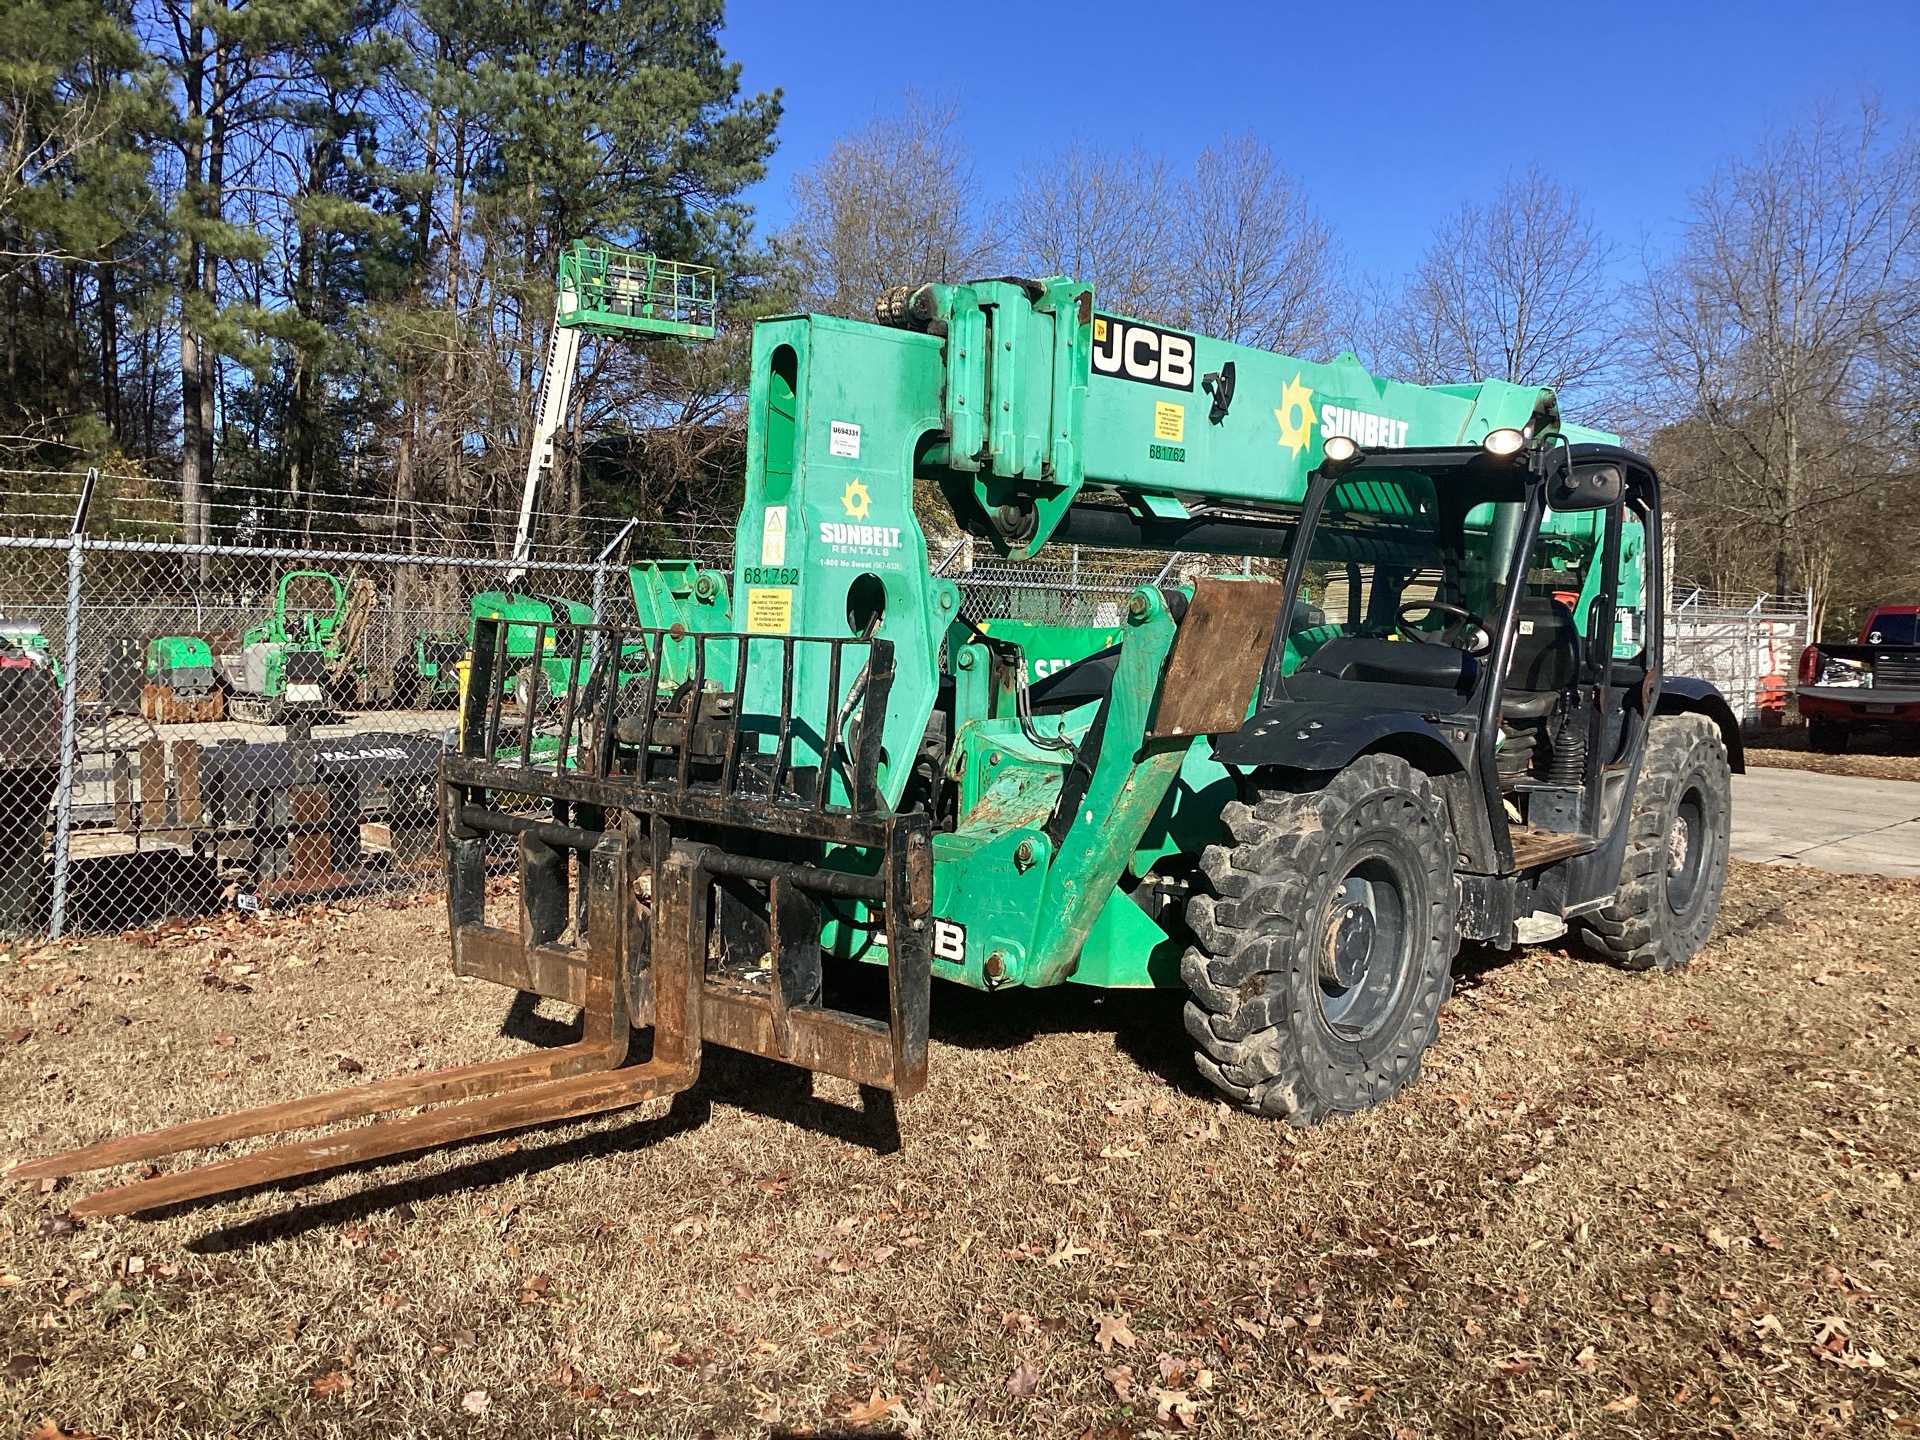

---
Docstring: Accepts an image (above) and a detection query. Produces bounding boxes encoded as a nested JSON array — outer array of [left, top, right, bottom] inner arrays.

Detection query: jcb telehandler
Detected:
[[22, 265, 1739, 1216]]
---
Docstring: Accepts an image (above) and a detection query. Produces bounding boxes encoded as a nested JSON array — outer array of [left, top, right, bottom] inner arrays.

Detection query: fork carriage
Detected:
[[447, 614, 933, 1100]]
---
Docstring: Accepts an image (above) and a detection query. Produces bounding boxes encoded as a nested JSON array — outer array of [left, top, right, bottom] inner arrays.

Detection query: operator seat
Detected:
[[1500, 595, 1582, 721]]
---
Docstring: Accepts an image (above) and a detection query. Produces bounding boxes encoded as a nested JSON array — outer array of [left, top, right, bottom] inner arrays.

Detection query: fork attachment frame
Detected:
[[14, 620, 932, 1216]]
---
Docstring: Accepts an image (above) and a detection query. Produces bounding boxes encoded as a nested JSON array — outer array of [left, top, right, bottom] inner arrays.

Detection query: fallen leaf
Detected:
[[336, 1056, 364, 1074], [310, 1370, 351, 1399], [1004, 1358, 1039, 1396], [36, 1213, 81, 1238], [460, 1390, 489, 1415], [1104, 1363, 1136, 1402], [1093, 1312, 1137, 1354], [1319, 1384, 1375, 1418], [841, 1387, 900, 1426], [1602, 1394, 1639, 1414]]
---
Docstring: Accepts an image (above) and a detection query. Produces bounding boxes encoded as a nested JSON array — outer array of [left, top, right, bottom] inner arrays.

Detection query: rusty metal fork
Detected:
[[11, 846, 709, 1219]]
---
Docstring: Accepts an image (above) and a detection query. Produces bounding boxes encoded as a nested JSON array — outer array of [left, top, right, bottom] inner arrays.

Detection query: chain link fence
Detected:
[[0, 468, 1814, 941], [0, 532, 652, 941], [1665, 585, 1815, 725]]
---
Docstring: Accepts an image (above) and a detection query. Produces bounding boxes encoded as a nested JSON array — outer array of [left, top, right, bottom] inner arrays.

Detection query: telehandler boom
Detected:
[[20, 264, 1740, 1215]]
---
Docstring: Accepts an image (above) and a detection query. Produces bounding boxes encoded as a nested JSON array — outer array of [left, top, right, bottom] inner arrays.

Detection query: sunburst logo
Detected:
[[840, 478, 871, 521], [1274, 374, 1316, 457]]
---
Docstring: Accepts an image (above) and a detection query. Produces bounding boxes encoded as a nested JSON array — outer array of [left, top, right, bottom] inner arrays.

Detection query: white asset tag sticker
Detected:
[[760, 505, 787, 566], [829, 420, 861, 459]]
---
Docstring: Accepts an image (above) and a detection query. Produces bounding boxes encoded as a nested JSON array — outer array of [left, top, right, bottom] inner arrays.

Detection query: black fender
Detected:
[[1213, 703, 1497, 873], [1655, 675, 1745, 773], [1212, 703, 1468, 777]]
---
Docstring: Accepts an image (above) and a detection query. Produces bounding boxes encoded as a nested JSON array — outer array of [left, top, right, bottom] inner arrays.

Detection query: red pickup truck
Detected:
[[1796, 605, 1920, 751]]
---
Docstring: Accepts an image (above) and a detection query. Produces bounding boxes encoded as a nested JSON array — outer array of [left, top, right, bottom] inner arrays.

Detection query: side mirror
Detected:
[[1547, 462, 1624, 511]]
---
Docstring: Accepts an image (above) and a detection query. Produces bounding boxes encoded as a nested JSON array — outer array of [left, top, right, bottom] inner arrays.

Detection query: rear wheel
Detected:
[[1807, 713, 1848, 753], [1181, 754, 1458, 1125], [1576, 713, 1731, 972]]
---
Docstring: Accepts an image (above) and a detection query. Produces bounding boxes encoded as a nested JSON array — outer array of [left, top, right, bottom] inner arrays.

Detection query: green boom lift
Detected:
[[25, 267, 1744, 1217], [473, 241, 720, 707]]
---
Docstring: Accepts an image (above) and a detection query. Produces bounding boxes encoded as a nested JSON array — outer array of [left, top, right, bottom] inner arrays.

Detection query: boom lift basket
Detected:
[[18, 616, 931, 1216], [555, 241, 719, 341]]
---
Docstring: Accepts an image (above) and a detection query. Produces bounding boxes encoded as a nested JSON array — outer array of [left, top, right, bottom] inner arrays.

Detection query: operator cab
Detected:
[[1231, 439, 1661, 885]]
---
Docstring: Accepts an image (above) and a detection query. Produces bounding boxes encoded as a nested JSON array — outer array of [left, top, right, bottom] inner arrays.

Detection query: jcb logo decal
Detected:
[[1092, 316, 1194, 392]]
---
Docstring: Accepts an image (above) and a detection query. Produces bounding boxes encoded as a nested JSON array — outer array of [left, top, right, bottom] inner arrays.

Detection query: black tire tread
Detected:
[[1576, 713, 1731, 972], [1180, 754, 1458, 1125]]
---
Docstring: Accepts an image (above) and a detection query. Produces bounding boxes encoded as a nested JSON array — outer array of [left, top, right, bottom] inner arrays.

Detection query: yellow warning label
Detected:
[[1154, 401, 1185, 442], [745, 587, 793, 634], [1093, 317, 1108, 343]]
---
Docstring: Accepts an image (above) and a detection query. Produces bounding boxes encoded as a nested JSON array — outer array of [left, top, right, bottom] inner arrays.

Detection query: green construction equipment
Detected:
[[142, 634, 223, 722], [394, 628, 465, 709], [475, 242, 722, 697], [214, 569, 376, 724], [467, 590, 595, 710], [26, 270, 1745, 1216]]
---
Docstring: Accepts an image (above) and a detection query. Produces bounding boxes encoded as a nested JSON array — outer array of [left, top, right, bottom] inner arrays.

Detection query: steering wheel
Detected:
[[1396, 599, 1492, 656]]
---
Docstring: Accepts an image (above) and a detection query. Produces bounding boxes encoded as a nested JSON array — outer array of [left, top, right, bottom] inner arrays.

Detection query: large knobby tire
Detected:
[[1576, 713, 1732, 973], [1181, 754, 1459, 1126]]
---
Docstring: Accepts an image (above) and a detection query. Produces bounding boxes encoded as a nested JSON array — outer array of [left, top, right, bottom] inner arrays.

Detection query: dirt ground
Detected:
[[2, 861, 1917, 1439], [1746, 721, 1920, 784]]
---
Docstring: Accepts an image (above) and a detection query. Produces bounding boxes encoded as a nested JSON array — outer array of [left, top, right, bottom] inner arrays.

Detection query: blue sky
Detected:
[[722, 0, 1920, 283]]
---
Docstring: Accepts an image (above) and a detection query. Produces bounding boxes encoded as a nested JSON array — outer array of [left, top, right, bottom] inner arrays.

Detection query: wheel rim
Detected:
[[1316, 855, 1412, 1041], [1665, 786, 1707, 914]]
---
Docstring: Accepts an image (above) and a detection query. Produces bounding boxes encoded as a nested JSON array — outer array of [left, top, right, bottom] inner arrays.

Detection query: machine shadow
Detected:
[[185, 939, 1552, 1249]]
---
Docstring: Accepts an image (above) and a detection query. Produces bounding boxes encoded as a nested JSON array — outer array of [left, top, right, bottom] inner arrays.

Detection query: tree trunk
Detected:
[[97, 260, 118, 441], [177, 17, 206, 552]]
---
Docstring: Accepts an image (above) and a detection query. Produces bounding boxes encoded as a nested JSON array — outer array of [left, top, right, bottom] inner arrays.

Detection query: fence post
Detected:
[[48, 468, 99, 940]]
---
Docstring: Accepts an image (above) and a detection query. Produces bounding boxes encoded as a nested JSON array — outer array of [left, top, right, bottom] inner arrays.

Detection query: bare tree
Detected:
[[783, 94, 997, 319], [1167, 133, 1339, 355], [1380, 166, 1618, 404], [1008, 141, 1173, 320], [1637, 98, 1920, 627]]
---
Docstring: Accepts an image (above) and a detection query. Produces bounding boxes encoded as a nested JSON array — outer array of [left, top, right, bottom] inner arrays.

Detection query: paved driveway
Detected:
[[1731, 767, 1920, 878]]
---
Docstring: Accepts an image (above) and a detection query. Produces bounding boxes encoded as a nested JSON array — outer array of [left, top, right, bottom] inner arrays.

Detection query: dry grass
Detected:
[[1748, 722, 1920, 783], [2, 861, 1917, 1439]]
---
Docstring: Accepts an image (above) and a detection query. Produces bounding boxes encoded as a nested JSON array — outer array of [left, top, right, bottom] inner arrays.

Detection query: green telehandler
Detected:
[[26, 259, 1741, 1216]]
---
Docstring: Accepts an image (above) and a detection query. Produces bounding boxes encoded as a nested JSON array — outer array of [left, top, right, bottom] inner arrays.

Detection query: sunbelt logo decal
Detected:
[[1275, 374, 1316, 456], [1274, 379, 1413, 455], [820, 476, 900, 552]]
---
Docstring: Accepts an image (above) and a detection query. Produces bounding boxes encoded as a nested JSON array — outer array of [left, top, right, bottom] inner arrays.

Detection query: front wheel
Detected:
[[1576, 713, 1732, 972], [1181, 754, 1459, 1125]]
